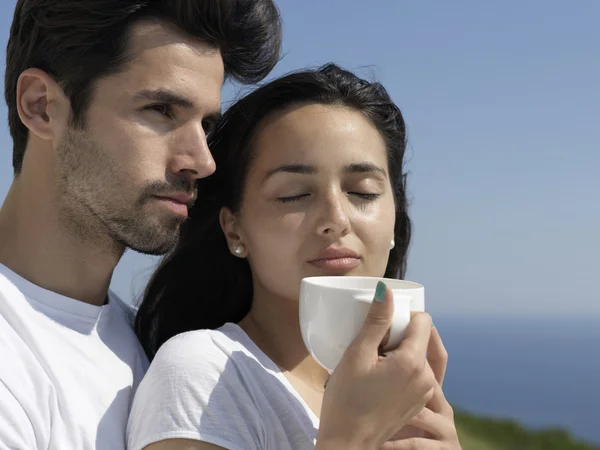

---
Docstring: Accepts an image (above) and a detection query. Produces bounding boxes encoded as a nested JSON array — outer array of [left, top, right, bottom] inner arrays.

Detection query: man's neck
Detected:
[[0, 174, 124, 306]]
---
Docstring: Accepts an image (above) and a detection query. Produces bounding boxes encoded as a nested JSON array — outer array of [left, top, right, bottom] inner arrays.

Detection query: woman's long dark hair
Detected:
[[136, 63, 412, 359]]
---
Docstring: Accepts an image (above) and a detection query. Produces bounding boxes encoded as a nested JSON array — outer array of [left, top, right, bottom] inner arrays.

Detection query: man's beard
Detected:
[[55, 126, 195, 255]]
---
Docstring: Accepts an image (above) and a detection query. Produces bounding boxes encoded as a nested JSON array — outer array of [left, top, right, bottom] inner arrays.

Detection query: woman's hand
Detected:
[[315, 285, 437, 450], [381, 384, 461, 449], [381, 325, 462, 449]]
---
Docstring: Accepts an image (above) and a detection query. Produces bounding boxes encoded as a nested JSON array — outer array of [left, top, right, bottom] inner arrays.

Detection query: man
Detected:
[[0, 1, 281, 448], [0, 1, 448, 449]]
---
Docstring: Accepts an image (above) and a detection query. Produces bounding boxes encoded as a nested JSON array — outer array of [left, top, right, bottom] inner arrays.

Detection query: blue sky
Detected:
[[0, 1, 598, 316]]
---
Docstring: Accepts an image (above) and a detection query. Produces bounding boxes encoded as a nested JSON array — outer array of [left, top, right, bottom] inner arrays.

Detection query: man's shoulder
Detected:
[[0, 309, 56, 414], [0, 279, 46, 379]]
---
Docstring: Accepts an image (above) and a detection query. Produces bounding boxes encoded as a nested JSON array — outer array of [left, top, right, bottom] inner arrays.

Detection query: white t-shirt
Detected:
[[0, 264, 148, 450], [127, 323, 320, 450]]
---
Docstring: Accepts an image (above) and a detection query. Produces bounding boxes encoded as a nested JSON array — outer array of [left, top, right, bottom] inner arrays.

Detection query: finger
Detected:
[[349, 282, 394, 354], [380, 437, 439, 450], [386, 425, 426, 441], [427, 325, 448, 386], [406, 407, 455, 440], [379, 329, 392, 353], [425, 382, 453, 416], [387, 312, 432, 361]]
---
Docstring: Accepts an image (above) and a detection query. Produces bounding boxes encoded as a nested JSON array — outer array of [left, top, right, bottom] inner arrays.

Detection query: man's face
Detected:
[[56, 21, 223, 254]]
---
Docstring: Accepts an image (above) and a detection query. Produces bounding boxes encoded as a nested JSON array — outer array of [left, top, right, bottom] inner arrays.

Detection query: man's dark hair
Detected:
[[5, 0, 282, 174]]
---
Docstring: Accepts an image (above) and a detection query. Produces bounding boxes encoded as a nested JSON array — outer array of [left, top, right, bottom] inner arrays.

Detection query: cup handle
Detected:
[[385, 295, 411, 351], [357, 293, 412, 351]]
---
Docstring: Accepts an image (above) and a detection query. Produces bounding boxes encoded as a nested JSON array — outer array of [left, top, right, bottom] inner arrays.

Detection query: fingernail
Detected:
[[375, 281, 387, 302]]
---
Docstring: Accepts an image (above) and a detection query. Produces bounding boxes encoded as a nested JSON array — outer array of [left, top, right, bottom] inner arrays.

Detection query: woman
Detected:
[[127, 64, 460, 450]]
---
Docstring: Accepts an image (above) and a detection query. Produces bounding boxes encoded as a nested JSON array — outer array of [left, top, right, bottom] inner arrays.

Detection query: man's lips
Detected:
[[153, 193, 195, 217], [156, 192, 195, 205]]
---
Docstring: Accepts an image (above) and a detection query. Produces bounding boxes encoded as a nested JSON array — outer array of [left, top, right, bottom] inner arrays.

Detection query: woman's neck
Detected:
[[238, 288, 330, 395]]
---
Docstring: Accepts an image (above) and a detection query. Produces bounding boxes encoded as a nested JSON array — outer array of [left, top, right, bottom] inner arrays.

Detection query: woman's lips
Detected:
[[308, 256, 361, 270]]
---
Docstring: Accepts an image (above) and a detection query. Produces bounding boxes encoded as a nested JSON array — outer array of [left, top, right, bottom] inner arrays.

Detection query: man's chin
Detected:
[[118, 220, 183, 255], [128, 242, 175, 256]]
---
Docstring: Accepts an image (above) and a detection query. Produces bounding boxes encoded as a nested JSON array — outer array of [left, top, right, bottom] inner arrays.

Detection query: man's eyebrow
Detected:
[[132, 89, 194, 108]]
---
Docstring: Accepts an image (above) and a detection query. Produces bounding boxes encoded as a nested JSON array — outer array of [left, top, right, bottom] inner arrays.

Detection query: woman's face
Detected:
[[222, 104, 397, 301]]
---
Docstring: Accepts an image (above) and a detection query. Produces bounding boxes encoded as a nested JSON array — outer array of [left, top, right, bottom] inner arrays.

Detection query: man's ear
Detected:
[[16, 68, 70, 143]]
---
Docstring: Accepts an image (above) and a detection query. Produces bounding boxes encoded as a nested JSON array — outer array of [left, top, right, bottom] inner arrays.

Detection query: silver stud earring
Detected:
[[389, 239, 395, 250], [233, 245, 245, 256]]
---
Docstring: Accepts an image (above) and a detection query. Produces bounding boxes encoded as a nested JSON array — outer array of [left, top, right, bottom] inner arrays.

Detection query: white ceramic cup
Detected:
[[299, 276, 425, 373]]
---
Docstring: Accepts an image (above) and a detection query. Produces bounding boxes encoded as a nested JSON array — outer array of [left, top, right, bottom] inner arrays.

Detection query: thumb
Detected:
[[349, 281, 394, 354]]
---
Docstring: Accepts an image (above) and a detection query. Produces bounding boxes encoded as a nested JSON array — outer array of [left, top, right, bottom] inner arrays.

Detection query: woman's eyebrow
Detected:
[[263, 164, 317, 182], [344, 162, 387, 176]]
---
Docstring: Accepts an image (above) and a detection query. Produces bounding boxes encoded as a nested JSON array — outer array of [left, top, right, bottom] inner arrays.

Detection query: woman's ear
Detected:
[[219, 207, 247, 258]]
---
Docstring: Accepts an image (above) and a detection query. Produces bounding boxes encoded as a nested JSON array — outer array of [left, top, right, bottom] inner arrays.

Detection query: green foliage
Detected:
[[454, 409, 599, 450]]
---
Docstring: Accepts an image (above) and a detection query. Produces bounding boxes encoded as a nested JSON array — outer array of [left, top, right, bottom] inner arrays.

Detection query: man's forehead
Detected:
[[126, 19, 219, 58], [102, 20, 224, 109]]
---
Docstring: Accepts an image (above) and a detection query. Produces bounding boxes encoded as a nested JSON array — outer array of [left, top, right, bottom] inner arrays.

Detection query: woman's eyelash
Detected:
[[351, 193, 380, 201], [276, 193, 380, 204], [277, 194, 310, 203]]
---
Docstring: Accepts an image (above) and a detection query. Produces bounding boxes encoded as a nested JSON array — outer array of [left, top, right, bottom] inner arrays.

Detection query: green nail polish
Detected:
[[375, 281, 387, 302]]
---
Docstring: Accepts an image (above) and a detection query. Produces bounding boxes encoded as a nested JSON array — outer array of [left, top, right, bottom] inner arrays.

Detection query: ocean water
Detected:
[[434, 315, 600, 444]]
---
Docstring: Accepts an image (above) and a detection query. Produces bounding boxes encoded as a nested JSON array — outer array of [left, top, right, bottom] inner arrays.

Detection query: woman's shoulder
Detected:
[[149, 327, 239, 376], [128, 326, 269, 450]]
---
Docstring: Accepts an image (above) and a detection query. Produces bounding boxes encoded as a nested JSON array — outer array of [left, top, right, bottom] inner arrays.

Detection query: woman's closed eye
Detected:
[[276, 192, 380, 204], [277, 194, 310, 204], [349, 192, 380, 201]]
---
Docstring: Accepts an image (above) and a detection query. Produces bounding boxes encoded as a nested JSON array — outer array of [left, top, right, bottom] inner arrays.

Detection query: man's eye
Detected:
[[202, 120, 216, 135], [144, 103, 173, 118]]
